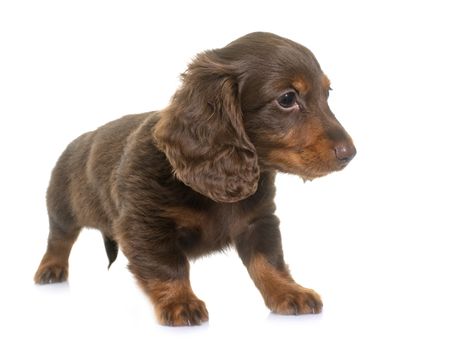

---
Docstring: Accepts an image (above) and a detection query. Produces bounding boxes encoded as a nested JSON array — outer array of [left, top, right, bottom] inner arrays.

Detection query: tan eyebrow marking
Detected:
[[292, 77, 310, 94], [322, 74, 331, 89]]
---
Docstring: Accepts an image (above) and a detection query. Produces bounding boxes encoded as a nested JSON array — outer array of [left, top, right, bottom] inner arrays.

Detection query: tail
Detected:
[[103, 235, 119, 269]]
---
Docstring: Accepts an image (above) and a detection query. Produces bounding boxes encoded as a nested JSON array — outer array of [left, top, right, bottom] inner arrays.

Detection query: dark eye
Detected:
[[277, 91, 297, 109]]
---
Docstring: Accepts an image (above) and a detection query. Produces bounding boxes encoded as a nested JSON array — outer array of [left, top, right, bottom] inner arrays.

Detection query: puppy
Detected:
[[34, 32, 356, 326]]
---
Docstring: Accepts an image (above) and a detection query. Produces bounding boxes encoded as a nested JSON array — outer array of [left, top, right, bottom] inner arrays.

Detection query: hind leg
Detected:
[[34, 220, 81, 284]]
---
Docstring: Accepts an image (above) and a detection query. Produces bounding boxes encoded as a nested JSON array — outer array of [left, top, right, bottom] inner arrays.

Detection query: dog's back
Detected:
[[49, 113, 153, 229]]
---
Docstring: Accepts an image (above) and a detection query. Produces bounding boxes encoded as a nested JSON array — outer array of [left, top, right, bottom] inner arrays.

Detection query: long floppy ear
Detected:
[[153, 51, 260, 203]]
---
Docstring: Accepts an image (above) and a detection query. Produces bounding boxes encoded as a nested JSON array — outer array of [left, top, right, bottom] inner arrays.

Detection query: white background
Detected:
[[1, 1, 457, 349]]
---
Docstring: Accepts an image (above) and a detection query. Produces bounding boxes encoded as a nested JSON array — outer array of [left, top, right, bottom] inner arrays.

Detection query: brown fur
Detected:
[[34, 32, 356, 326], [292, 77, 310, 94], [322, 74, 331, 90], [248, 255, 323, 314], [144, 279, 209, 326]]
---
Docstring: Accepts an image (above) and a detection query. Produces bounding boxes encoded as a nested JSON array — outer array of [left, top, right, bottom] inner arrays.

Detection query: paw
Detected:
[[156, 298, 209, 326], [267, 285, 323, 315], [34, 263, 68, 284]]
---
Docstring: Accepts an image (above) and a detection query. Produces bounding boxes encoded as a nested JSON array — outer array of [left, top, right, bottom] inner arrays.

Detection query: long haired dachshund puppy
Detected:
[[35, 32, 356, 326]]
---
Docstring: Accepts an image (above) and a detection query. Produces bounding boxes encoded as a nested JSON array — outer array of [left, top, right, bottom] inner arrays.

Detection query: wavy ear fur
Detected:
[[153, 51, 259, 203]]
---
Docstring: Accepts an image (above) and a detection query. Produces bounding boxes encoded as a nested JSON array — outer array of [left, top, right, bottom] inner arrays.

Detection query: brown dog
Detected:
[[34, 32, 356, 326]]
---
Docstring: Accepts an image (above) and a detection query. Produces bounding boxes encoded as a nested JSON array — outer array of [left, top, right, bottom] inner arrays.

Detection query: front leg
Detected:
[[116, 218, 208, 326], [235, 215, 323, 315]]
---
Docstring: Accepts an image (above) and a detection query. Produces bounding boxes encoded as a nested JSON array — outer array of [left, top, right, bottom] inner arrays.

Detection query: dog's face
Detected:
[[233, 33, 356, 180], [154, 32, 356, 202]]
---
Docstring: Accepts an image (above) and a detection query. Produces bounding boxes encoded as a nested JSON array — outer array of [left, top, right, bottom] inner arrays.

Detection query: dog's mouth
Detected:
[[299, 169, 333, 182], [299, 168, 341, 182], [262, 145, 354, 180], [296, 154, 356, 182]]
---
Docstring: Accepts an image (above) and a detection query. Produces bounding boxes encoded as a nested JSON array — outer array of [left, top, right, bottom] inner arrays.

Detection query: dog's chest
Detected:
[[165, 203, 250, 257]]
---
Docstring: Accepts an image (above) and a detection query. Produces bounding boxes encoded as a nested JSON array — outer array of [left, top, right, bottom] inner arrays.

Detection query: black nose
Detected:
[[334, 142, 356, 163]]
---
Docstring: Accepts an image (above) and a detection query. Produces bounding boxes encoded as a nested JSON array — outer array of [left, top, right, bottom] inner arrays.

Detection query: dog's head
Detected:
[[154, 32, 356, 203]]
